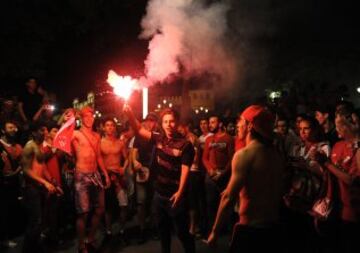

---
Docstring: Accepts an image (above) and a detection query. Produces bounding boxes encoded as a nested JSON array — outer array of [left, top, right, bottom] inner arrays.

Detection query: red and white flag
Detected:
[[53, 117, 75, 155]]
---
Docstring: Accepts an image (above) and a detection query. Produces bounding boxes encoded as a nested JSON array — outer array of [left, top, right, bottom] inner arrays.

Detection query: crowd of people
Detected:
[[1, 78, 360, 253]]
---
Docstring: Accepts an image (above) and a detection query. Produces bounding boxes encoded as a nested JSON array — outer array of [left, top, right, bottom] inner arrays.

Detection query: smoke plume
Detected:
[[139, 0, 237, 88]]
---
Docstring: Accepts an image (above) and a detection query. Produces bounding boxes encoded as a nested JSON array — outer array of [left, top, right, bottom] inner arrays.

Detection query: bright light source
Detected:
[[157, 104, 161, 109], [107, 70, 137, 101], [205, 109, 209, 113], [143, 88, 148, 120], [195, 109, 199, 114], [357, 87, 360, 94], [200, 107, 204, 111], [169, 103, 173, 108], [269, 91, 281, 100], [163, 99, 167, 104]]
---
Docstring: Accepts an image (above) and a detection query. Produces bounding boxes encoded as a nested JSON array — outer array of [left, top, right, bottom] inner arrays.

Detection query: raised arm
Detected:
[[123, 104, 152, 140], [32, 104, 45, 122], [316, 149, 360, 186], [18, 102, 28, 123]]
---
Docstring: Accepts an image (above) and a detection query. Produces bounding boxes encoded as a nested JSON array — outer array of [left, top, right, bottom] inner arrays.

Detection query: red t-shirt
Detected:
[[203, 133, 234, 174], [41, 143, 62, 186], [0, 140, 22, 176], [235, 137, 245, 152], [331, 140, 360, 222]]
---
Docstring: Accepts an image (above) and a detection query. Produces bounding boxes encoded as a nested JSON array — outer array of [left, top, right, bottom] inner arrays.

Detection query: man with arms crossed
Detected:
[[71, 106, 110, 253], [206, 105, 285, 252]]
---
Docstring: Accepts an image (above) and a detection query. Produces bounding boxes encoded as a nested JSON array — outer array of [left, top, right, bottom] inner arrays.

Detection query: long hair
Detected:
[[300, 116, 324, 143]]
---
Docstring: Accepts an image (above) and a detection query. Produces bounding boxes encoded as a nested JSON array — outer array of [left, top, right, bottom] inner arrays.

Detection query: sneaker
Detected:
[[2, 240, 18, 248], [106, 229, 112, 236], [102, 230, 113, 244], [40, 232, 48, 241], [151, 231, 159, 241], [118, 230, 129, 246]]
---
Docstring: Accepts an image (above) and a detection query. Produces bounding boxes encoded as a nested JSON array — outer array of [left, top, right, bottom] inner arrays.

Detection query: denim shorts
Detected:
[[74, 171, 104, 214]]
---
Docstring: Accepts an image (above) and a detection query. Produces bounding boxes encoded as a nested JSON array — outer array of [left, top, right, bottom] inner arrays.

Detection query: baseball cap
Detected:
[[241, 105, 275, 140]]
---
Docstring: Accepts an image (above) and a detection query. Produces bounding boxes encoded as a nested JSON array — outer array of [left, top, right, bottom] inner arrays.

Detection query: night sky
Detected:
[[1, 0, 359, 106]]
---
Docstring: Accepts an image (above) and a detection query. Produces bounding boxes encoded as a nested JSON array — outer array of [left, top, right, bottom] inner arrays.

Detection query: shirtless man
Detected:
[[21, 122, 59, 253], [206, 105, 285, 253], [71, 106, 110, 253], [100, 117, 128, 237]]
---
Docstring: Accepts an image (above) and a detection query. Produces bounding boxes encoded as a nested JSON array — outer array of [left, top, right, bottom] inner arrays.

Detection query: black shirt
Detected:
[[133, 135, 154, 168], [19, 90, 43, 120], [150, 132, 195, 198]]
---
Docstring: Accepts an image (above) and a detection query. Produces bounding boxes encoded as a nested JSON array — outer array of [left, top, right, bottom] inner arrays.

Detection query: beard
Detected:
[[5, 132, 17, 143], [210, 126, 219, 134]]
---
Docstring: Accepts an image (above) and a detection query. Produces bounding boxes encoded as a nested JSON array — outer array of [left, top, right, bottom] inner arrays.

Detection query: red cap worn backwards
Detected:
[[241, 105, 275, 140]]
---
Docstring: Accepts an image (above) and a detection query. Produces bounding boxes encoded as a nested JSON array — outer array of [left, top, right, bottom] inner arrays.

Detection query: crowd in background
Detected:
[[1, 77, 360, 253]]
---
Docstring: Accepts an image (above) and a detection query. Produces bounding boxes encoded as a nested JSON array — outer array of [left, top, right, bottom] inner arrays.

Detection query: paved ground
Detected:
[[3, 217, 231, 253], [2, 234, 230, 253]]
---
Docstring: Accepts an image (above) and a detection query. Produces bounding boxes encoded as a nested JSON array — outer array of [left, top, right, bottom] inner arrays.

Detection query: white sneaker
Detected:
[[3, 240, 18, 248]]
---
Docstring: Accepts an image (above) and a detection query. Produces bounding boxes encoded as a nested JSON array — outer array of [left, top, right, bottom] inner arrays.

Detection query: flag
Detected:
[[53, 117, 75, 155]]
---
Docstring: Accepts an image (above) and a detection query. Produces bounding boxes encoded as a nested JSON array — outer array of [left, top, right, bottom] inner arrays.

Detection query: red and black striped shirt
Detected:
[[150, 132, 195, 198]]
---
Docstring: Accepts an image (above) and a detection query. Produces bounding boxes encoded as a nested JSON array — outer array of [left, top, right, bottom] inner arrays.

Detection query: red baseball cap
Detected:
[[241, 105, 275, 140]]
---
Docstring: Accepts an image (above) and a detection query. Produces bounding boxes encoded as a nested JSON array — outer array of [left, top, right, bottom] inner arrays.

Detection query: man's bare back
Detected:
[[235, 141, 284, 226], [72, 129, 100, 173]]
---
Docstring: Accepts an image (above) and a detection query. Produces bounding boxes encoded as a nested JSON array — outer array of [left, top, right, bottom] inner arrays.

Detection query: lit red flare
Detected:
[[107, 70, 138, 100]]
